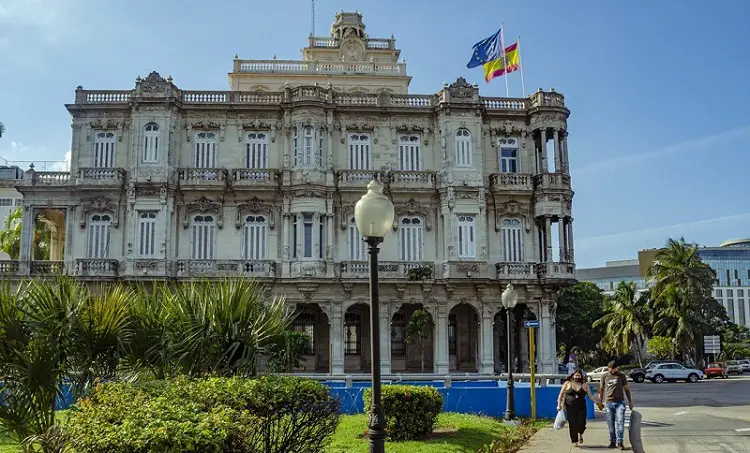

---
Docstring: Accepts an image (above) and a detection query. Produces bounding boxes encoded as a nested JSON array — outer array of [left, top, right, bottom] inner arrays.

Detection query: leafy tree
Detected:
[[646, 336, 674, 360], [594, 281, 652, 367], [405, 309, 433, 373], [0, 207, 53, 260], [0, 121, 5, 138], [555, 282, 607, 363], [647, 237, 723, 363], [718, 324, 750, 360], [266, 330, 313, 373]]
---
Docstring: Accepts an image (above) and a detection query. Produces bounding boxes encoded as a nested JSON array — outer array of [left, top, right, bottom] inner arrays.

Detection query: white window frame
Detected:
[[456, 214, 476, 259], [292, 127, 299, 167], [94, 131, 116, 168], [191, 213, 216, 260], [455, 129, 472, 167], [245, 132, 269, 169], [87, 213, 112, 258], [138, 211, 157, 257], [348, 217, 366, 260], [293, 212, 324, 260], [498, 137, 519, 173], [194, 132, 217, 168], [398, 135, 422, 171], [348, 134, 372, 170], [501, 218, 524, 262], [243, 214, 268, 260], [142, 123, 160, 163], [399, 216, 424, 261]]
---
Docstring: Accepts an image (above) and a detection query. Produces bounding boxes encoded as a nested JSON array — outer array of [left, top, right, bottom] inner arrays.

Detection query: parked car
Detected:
[[738, 359, 750, 373], [586, 366, 608, 382], [646, 363, 704, 383], [726, 360, 745, 375], [629, 361, 686, 383], [704, 362, 729, 379]]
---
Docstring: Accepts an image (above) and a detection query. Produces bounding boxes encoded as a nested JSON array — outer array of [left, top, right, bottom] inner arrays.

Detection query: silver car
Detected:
[[738, 359, 750, 373], [726, 360, 745, 375], [646, 363, 704, 383]]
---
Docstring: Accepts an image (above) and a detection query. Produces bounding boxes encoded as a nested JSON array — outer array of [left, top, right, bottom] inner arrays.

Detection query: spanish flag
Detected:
[[483, 42, 520, 83]]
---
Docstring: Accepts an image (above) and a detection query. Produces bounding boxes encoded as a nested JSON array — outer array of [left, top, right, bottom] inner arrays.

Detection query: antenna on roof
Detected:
[[311, 0, 315, 37]]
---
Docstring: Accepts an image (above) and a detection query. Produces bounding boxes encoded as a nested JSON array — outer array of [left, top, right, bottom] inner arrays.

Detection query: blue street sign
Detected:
[[524, 320, 540, 328]]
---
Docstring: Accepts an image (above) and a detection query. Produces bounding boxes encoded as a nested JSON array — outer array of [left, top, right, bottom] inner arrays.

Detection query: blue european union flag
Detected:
[[466, 28, 503, 69]]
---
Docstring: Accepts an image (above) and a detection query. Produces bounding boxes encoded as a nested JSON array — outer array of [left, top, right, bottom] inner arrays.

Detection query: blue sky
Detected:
[[1, 0, 748, 267]]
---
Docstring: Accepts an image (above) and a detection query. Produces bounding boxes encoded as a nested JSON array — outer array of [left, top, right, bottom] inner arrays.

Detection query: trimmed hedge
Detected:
[[363, 384, 443, 441], [66, 376, 339, 453]]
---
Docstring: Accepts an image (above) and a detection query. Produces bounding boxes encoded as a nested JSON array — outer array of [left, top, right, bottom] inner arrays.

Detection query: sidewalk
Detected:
[[520, 410, 635, 453]]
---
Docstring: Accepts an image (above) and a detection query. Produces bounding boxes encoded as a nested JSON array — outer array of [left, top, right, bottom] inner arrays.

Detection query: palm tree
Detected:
[[0, 208, 52, 260], [647, 237, 717, 362], [593, 281, 651, 367], [0, 121, 5, 139]]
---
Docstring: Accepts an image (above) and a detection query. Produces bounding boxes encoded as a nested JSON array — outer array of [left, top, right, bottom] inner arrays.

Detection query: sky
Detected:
[[0, 0, 748, 267]]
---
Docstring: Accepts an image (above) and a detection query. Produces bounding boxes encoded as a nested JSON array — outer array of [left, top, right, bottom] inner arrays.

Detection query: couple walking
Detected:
[[557, 360, 635, 449]]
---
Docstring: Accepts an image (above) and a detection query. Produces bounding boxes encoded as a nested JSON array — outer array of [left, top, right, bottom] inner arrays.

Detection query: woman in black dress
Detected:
[[556, 368, 602, 447]]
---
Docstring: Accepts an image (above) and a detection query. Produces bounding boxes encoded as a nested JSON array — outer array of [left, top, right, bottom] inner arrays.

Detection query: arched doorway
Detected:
[[292, 303, 329, 372], [391, 303, 434, 373], [494, 305, 538, 374], [448, 303, 479, 372], [344, 303, 370, 373]]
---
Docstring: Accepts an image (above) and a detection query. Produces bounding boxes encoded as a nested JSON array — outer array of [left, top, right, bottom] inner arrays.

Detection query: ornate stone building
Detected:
[[4, 12, 575, 374]]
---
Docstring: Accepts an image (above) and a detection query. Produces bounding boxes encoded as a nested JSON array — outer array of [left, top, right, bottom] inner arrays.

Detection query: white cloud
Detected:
[[0, 0, 76, 43], [51, 151, 71, 171], [575, 125, 750, 175], [0, 141, 69, 171]]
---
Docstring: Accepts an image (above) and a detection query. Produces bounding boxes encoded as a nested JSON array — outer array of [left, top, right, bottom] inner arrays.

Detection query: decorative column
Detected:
[[544, 216, 552, 262], [435, 305, 450, 374], [538, 301, 555, 374], [379, 304, 391, 375], [480, 305, 495, 374], [18, 207, 35, 275], [561, 131, 570, 173], [553, 130, 560, 172], [539, 130, 548, 173], [558, 219, 566, 263], [567, 219, 575, 263], [330, 301, 345, 374]]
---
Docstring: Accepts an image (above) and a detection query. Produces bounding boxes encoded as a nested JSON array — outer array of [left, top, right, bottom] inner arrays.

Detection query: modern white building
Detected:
[[700, 239, 750, 328], [1, 12, 576, 374]]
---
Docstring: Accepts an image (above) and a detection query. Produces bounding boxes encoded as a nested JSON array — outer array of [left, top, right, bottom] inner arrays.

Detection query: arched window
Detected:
[[243, 214, 267, 260], [138, 211, 157, 257], [191, 214, 216, 260], [399, 217, 424, 261], [455, 129, 472, 167], [398, 135, 422, 171], [293, 312, 316, 354], [448, 314, 457, 356], [348, 217, 365, 260], [345, 310, 361, 355], [498, 137, 519, 173], [94, 132, 116, 167], [194, 132, 217, 168], [501, 218, 524, 262], [391, 312, 406, 356], [87, 213, 112, 258], [142, 123, 159, 163], [348, 134, 371, 171], [245, 132, 269, 168]]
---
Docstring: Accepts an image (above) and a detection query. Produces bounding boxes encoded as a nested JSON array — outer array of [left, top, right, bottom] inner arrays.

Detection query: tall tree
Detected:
[[555, 282, 607, 364], [647, 237, 720, 363], [594, 281, 652, 367], [405, 309, 432, 373], [0, 207, 52, 260]]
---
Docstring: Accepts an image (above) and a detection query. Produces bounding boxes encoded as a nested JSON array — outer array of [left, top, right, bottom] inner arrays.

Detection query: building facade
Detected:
[[576, 259, 646, 295], [699, 239, 750, 328], [2, 12, 576, 374]]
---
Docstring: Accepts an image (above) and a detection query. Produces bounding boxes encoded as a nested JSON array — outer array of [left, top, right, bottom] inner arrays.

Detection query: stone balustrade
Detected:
[[24, 171, 71, 186], [178, 168, 227, 186], [0, 260, 19, 274], [533, 173, 572, 191], [339, 261, 433, 279], [389, 171, 436, 190], [337, 170, 379, 189], [176, 260, 276, 278], [77, 168, 126, 185], [30, 261, 65, 276], [489, 173, 534, 192], [233, 59, 406, 76], [536, 262, 576, 281], [495, 262, 537, 280], [441, 261, 489, 279], [307, 36, 396, 50], [75, 259, 120, 277]]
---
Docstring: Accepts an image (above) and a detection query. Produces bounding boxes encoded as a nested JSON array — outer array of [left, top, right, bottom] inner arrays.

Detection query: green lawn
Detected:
[[326, 413, 548, 453]]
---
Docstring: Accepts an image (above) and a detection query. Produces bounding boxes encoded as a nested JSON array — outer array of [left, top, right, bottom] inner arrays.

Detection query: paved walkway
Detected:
[[520, 409, 634, 453]]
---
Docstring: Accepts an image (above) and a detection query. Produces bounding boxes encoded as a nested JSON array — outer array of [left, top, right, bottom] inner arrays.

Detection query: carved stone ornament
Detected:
[[80, 197, 119, 228], [495, 200, 531, 232], [448, 77, 475, 99], [339, 204, 355, 230], [296, 283, 320, 302], [392, 199, 432, 231], [496, 119, 524, 136], [182, 196, 223, 229], [236, 197, 275, 229], [88, 114, 128, 142], [138, 71, 168, 94]]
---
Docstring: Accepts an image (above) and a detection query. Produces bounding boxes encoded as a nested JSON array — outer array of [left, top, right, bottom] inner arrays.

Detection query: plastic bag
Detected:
[[554, 409, 567, 430]]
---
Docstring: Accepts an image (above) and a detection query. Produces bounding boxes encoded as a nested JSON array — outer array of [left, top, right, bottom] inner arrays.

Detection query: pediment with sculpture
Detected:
[[182, 197, 223, 229], [80, 196, 119, 228], [494, 199, 531, 232], [236, 197, 276, 229]]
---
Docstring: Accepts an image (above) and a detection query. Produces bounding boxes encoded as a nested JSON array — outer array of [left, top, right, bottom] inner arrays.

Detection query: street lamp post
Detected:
[[354, 178, 395, 453], [501, 283, 519, 422]]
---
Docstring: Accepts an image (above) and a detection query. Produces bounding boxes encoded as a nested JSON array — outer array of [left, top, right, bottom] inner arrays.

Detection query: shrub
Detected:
[[66, 376, 339, 453], [363, 384, 443, 441]]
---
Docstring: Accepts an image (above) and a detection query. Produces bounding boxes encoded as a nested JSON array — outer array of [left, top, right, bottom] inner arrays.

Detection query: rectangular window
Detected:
[[318, 216, 325, 259], [500, 147, 519, 173], [348, 134, 371, 170], [318, 134, 325, 168], [191, 214, 216, 260], [344, 311, 361, 355], [716, 289, 723, 298], [243, 214, 267, 260], [728, 289, 734, 297], [0, 198, 12, 206], [194, 132, 217, 168], [399, 217, 424, 261], [14, 199, 22, 206], [727, 299, 735, 323], [457, 215, 477, 259], [292, 127, 299, 167], [138, 211, 157, 257], [303, 127, 313, 166], [303, 213, 313, 258], [94, 131, 116, 167], [398, 135, 422, 171], [142, 123, 160, 163], [245, 132, 269, 168], [348, 218, 365, 260], [501, 218, 524, 262], [448, 314, 457, 356], [455, 129, 472, 167], [87, 214, 112, 258], [292, 215, 298, 258], [739, 300, 746, 326]]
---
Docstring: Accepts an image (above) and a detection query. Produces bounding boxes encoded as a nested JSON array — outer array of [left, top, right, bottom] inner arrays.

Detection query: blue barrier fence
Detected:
[[324, 380, 594, 420]]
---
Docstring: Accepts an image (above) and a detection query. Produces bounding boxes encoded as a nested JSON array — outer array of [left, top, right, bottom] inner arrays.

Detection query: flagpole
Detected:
[[517, 35, 527, 98], [499, 23, 510, 97]]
